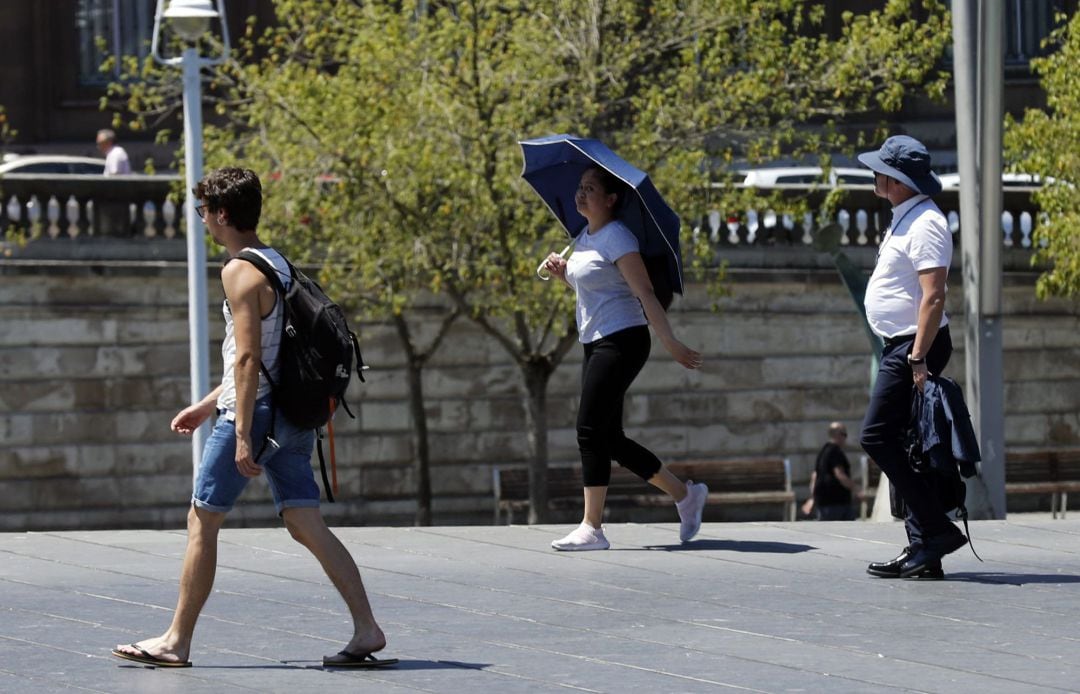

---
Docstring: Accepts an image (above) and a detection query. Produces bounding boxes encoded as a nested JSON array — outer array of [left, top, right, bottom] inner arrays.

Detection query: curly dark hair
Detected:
[[192, 167, 262, 231]]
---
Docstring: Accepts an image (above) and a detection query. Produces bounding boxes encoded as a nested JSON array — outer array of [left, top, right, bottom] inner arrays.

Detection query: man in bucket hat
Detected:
[[857, 135, 967, 580]]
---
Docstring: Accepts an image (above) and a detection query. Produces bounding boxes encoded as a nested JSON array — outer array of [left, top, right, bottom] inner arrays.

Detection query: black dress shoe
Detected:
[[899, 531, 967, 578], [866, 547, 912, 577], [867, 546, 942, 578], [905, 564, 945, 580]]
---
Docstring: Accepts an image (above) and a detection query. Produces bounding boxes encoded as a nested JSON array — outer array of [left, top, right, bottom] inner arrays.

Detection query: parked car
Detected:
[[741, 166, 874, 187], [0, 155, 107, 176], [937, 172, 1055, 189]]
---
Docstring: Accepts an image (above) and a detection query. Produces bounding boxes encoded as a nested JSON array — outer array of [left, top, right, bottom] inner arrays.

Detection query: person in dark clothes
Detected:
[[802, 422, 859, 520]]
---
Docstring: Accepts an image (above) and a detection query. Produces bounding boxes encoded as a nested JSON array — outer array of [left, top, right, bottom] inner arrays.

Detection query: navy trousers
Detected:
[[860, 326, 953, 548]]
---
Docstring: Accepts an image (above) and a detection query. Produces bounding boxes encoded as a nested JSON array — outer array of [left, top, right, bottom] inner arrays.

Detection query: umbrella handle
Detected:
[[536, 243, 575, 281]]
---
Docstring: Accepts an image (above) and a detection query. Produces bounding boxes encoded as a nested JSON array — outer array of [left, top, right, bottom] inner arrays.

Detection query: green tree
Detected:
[[1, 104, 23, 246], [108, 0, 950, 524], [1005, 11, 1080, 299]]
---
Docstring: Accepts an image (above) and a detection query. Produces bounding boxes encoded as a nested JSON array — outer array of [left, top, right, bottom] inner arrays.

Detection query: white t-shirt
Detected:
[[103, 146, 131, 175], [864, 195, 951, 339], [565, 220, 648, 343], [217, 247, 290, 414]]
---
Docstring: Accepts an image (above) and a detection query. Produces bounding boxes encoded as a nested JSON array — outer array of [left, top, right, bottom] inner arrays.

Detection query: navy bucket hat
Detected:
[[858, 135, 942, 196]]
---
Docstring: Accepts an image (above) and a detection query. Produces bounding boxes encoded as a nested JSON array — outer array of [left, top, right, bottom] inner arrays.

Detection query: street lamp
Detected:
[[151, 0, 230, 479]]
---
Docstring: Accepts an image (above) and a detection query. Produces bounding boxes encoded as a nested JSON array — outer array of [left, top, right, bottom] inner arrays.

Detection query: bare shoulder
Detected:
[[221, 256, 269, 299]]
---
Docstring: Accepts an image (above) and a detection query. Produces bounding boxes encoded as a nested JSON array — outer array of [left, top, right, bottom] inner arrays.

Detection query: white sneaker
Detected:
[[676, 481, 709, 542], [551, 522, 610, 551]]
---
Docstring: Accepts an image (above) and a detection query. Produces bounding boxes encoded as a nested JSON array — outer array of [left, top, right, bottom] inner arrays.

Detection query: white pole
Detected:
[[974, 0, 1007, 519], [181, 46, 211, 481], [953, 0, 1006, 519]]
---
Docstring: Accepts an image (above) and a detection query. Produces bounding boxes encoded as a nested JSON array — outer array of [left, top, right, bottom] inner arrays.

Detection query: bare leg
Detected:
[[113, 505, 226, 663], [283, 507, 386, 656], [648, 466, 689, 502], [583, 486, 608, 528]]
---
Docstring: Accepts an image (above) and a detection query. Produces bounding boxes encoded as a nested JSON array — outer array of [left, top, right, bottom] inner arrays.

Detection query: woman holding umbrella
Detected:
[[543, 165, 707, 551]]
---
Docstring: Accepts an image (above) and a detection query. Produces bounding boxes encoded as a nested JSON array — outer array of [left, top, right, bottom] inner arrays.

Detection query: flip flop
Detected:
[[111, 644, 192, 668], [322, 651, 398, 668]]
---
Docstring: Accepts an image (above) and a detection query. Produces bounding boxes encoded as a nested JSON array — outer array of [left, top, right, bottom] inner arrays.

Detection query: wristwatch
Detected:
[[907, 354, 926, 366]]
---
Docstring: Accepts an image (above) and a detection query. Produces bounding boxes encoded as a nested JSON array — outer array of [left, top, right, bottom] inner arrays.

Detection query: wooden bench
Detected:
[[1006, 449, 1080, 519], [493, 458, 795, 524]]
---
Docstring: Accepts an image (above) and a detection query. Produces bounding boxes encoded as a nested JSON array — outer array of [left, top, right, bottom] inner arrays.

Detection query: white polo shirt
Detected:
[[864, 195, 951, 339], [104, 145, 131, 175]]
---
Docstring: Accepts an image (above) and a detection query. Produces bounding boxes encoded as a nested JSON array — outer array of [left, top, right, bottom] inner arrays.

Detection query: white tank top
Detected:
[[216, 247, 290, 414]]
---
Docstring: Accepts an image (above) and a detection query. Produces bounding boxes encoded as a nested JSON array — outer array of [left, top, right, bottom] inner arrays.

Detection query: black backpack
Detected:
[[237, 249, 364, 427], [236, 250, 365, 500]]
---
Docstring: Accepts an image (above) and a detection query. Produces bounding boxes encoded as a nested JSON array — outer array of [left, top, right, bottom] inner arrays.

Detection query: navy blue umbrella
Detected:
[[519, 134, 683, 297]]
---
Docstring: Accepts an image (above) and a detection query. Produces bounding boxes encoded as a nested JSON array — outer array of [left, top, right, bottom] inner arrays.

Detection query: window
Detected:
[[942, 0, 1069, 70], [1005, 0, 1060, 65], [76, 0, 155, 86], [11, 162, 70, 174], [836, 173, 875, 184], [775, 175, 823, 184]]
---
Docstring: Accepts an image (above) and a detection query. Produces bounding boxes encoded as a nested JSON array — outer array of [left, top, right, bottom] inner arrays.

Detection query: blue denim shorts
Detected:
[[193, 397, 320, 515]]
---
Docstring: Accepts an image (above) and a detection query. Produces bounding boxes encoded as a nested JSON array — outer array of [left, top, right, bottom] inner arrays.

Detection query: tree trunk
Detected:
[[393, 314, 433, 526], [521, 360, 552, 524], [405, 358, 433, 526]]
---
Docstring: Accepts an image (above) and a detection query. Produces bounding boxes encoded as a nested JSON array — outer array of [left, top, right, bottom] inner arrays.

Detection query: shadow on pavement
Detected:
[[275, 659, 492, 672], [946, 572, 1080, 585], [382, 660, 492, 671], [637, 539, 817, 553]]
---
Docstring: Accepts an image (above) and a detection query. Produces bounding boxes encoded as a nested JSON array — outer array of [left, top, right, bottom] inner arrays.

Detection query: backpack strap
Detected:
[[313, 398, 338, 504], [331, 333, 365, 421], [315, 431, 336, 503], [327, 399, 339, 497], [236, 248, 290, 294], [234, 249, 288, 391], [351, 332, 366, 384]]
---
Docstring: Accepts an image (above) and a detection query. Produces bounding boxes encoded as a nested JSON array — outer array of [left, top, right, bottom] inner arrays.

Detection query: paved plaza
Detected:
[[2, 518, 1079, 693]]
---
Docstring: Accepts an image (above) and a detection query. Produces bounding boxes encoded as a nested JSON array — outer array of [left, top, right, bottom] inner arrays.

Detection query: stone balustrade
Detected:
[[692, 185, 1041, 250], [1, 174, 183, 252], [1, 175, 1043, 260]]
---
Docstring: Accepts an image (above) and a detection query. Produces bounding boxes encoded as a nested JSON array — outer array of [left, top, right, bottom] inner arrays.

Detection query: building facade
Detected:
[[0, 1, 1075, 168], [0, 0, 275, 164]]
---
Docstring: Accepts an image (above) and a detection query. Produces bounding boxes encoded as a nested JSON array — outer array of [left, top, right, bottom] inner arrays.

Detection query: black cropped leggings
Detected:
[[577, 325, 663, 487]]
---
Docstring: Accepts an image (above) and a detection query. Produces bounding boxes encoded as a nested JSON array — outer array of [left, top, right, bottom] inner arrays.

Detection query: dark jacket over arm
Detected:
[[916, 376, 981, 478]]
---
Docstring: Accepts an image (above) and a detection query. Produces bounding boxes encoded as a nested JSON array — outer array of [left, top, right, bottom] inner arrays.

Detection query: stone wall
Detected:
[[2, 257, 1078, 530]]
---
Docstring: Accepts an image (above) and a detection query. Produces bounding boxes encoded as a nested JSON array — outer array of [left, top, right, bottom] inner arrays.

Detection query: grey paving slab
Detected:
[[2, 520, 1080, 693]]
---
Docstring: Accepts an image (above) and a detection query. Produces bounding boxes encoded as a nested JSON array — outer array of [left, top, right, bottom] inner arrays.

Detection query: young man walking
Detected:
[[111, 167, 393, 668]]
